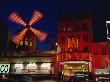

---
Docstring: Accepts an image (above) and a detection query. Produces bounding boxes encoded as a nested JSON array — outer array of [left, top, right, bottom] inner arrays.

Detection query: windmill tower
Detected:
[[9, 10, 48, 51]]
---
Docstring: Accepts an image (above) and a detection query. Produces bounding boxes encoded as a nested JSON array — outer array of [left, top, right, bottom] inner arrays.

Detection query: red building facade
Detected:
[[55, 13, 110, 81]]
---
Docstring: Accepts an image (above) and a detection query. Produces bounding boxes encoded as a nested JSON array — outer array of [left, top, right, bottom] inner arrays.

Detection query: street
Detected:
[[35, 80, 58, 82]]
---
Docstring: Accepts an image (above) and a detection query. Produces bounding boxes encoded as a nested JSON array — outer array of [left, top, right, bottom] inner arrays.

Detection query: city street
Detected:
[[0, 1, 110, 82], [35, 80, 58, 82]]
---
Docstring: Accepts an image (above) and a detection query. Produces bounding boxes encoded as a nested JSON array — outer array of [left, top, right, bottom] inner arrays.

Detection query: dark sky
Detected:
[[0, 0, 110, 50]]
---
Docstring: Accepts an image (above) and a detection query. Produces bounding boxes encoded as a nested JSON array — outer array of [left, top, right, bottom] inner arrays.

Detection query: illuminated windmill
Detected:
[[9, 10, 48, 51]]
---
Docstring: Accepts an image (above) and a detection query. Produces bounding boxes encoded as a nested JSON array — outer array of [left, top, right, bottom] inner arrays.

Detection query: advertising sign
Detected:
[[106, 21, 110, 40], [62, 63, 88, 76], [10, 63, 54, 74], [0, 64, 10, 74]]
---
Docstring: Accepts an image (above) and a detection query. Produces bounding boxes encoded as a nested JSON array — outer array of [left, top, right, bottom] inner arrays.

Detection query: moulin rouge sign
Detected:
[[57, 52, 92, 62]]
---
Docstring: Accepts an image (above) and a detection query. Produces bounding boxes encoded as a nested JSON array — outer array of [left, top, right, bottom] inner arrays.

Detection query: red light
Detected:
[[31, 28, 47, 42], [29, 10, 43, 25], [9, 12, 26, 27], [11, 28, 27, 44]]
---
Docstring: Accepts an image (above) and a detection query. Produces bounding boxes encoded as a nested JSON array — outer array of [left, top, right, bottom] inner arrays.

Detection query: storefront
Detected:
[[0, 55, 55, 80], [10, 63, 54, 74], [61, 61, 90, 82], [95, 69, 110, 82]]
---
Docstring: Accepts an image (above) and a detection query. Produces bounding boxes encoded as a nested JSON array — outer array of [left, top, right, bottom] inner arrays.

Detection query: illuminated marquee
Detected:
[[0, 64, 10, 74], [11, 63, 53, 74], [62, 63, 88, 76]]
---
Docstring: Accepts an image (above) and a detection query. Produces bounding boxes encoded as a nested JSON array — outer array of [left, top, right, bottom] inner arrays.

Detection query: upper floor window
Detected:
[[83, 46, 88, 52], [68, 27, 72, 32], [20, 41, 23, 45], [30, 41, 33, 46], [61, 36, 65, 43], [77, 35, 80, 41], [83, 34, 88, 42], [74, 24, 81, 31], [94, 48, 98, 55], [25, 40, 28, 45], [59, 27, 66, 32], [82, 24, 88, 31], [102, 48, 106, 55]]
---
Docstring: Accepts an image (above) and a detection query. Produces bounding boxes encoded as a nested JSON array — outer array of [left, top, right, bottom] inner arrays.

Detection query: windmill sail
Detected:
[[29, 10, 43, 25], [11, 28, 27, 44], [9, 12, 26, 27], [31, 28, 47, 42], [9, 10, 47, 46]]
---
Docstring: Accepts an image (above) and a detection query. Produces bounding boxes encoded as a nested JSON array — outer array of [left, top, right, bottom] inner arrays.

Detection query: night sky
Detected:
[[0, 0, 110, 50]]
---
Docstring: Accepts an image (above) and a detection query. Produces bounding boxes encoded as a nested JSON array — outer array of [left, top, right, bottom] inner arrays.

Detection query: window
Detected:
[[82, 24, 88, 31], [30, 41, 33, 46], [68, 27, 72, 32], [60, 27, 66, 32], [25, 40, 28, 45], [74, 24, 81, 31], [62, 48, 65, 53], [94, 48, 98, 55], [61, 36, 65, 43], [83, 34, 88, 41], [77, 35, 80, 41], [20, 41, 23, 45], [102, 48, 106, 55], [83, 47, 88, 52]]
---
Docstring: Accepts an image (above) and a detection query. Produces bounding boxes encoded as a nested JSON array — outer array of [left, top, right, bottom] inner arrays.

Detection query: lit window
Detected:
[[25, 40, 28, 45], [68, 27, 72, 32], [30, 41, 33, 46], [20, 41, 23, 45]]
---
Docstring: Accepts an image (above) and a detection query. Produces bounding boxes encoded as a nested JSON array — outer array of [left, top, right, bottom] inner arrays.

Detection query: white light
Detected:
[[60, 61, 89, 64], [41, 63, 51, 68], [56, 43, 58, 45], [106, 21, 110, 40], [15, 64, 23, 69], [27, 63, 37, 69], [106, 21, 110, 23]]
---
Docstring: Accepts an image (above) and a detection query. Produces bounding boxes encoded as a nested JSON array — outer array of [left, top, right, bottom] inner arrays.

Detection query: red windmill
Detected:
[[9, 10, 48, 51]]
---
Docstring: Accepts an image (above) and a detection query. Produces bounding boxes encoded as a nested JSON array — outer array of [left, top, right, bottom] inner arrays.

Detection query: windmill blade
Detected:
[[31, 28, 47, 42], [29, 10, 43, 25], [11, 28, 27, 44], [9, 12, 27, 27]]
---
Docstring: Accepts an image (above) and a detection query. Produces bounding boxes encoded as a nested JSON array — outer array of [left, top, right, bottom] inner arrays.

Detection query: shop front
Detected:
[[61, 61, 90, 82], [10, 63, 54, 74], [0, 56, 55, 80], [95, 69, 110, 82]]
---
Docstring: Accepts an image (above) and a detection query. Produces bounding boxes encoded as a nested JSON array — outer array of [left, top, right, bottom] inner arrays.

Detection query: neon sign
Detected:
[[68, 38, 78, 49], [11, 63, 53, 74]]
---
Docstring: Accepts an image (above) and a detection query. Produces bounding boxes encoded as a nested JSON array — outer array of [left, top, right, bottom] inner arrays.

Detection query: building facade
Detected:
[[55, 13, 110, 81], [0, 20, 10, 52]]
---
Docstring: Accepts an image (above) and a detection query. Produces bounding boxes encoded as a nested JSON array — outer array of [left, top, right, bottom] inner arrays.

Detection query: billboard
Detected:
[[10, 63, 54, 74], [106, 21, 110, 39], [0, 64, 10, 74]]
